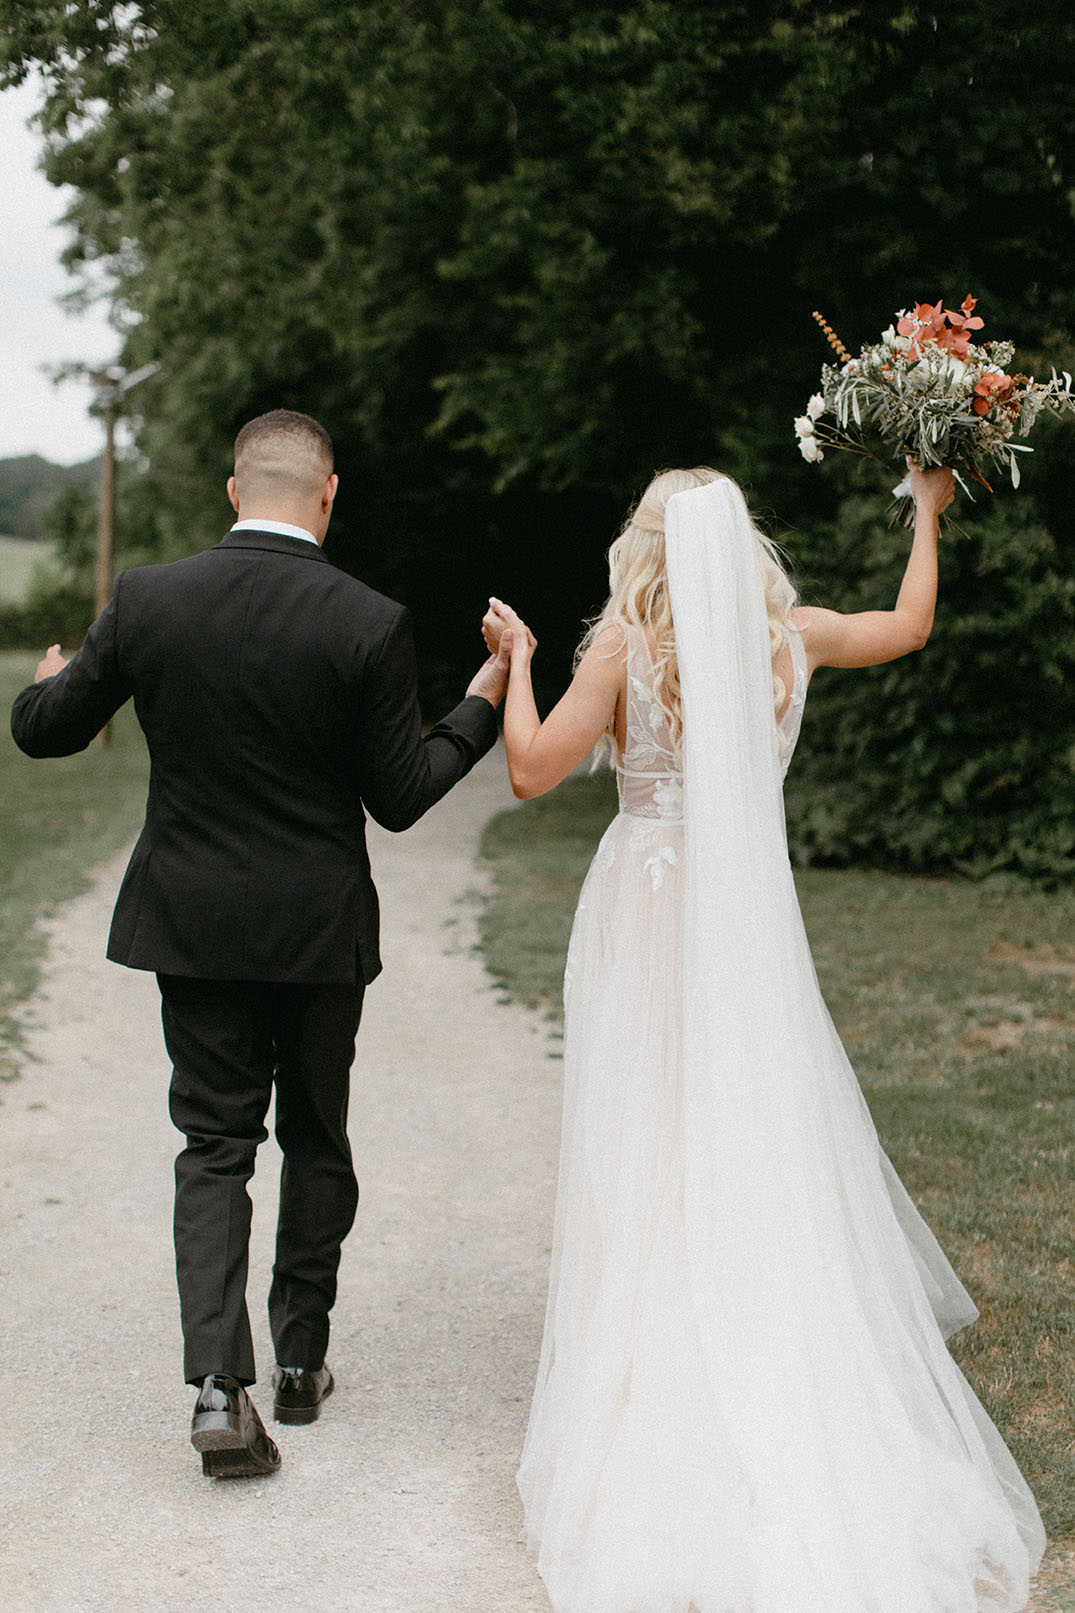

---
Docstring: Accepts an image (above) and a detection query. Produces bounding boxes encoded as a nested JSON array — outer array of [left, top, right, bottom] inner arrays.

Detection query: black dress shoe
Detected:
[[190, 1375, 281, 1478], [272, 1363, 334, 1425]]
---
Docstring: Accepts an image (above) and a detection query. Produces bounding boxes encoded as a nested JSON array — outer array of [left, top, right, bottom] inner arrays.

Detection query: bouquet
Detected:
[[794, 298, 1075, 521]]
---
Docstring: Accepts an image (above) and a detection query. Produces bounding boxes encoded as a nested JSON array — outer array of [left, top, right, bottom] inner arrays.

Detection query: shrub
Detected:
[[785, 467, 1075, 884]]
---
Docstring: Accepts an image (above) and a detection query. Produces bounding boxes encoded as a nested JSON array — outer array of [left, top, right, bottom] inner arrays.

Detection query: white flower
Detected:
[[653, 778, 684, 820], [807, 392, 826, 420], [798, 435, 823, 463], [793, 415, 815, 437], [643, 844, 678, 890]]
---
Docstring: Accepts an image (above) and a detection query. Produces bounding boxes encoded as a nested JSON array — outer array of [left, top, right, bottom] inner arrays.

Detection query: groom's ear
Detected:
[[323, 473, 339, 512], [226, 475, 240, 514]]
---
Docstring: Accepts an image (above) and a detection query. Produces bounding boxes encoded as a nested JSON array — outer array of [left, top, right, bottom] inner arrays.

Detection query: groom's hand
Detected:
[[34, 644, 69, 683], [466, 634, 513, 708]]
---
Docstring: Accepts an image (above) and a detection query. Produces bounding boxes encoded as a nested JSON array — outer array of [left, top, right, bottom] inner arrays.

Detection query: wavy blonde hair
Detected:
[[578, 467, 798, 758]]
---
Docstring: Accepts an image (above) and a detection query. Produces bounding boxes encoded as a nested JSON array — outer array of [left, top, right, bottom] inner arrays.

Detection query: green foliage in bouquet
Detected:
[[784, 420, 1075, 885], [797, 302, 1075, 517]]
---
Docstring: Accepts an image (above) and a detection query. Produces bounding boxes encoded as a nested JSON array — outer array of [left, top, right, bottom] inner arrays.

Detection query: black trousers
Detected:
[[158, 974, 364, 1387]]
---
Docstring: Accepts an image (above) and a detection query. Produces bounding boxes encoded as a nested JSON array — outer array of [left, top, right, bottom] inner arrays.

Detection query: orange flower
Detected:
[[898, 296, 985, 359], [897, 300, 948, 358], [972, 371, 1012, 414], [939, 328, 975, 357], [945, 299, 985, 334], [941, 296, 985, 354]]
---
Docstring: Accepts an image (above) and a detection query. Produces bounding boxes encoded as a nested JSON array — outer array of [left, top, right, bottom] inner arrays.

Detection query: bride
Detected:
[[483, 465, 1045, 1613]]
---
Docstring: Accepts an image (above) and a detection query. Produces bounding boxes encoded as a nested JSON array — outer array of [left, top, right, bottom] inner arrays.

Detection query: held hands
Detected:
[[465, 633, 513, 707], [464, 597, 538, 708], [482, 598, 537, 665], [34, 644, 69, 683], [467, 596, 536, 709]]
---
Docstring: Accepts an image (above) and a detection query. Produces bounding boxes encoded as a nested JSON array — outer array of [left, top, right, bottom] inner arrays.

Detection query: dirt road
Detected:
[[0, 748, 557, 1612]]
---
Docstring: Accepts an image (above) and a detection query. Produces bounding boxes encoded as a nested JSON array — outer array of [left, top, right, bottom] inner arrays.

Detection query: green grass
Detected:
[[0, 651, 149, 1079], [479, 772, 1075, 1535]]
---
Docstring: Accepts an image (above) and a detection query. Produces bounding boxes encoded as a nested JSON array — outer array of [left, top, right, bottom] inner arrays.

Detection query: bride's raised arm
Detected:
[[482, 602, 623, 800], [796, 463, 954, 671]]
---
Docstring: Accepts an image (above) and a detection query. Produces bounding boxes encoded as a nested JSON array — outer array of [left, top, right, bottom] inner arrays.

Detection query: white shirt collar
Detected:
[[230, 518, 319, 546]]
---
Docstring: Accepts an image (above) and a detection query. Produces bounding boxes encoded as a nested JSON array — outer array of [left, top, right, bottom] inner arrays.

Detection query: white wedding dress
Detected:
[[517, 484, 1044, 1613]]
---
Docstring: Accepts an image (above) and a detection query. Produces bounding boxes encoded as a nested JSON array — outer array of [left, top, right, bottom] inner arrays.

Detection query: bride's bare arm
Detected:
[[796, 464, 954, 670], [483, 601, 622, 799]]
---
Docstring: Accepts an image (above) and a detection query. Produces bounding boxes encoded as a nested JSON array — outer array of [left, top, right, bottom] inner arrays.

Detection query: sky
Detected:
[[1, 76, 119, 466]]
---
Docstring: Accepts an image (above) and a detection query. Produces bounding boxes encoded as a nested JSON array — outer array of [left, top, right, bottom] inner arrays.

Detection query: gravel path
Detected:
[[1, 742, 1068, 1612], [0, 747, 557, 1612]]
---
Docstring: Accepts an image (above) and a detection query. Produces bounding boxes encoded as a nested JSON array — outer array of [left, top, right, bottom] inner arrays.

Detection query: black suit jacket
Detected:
[[10, 528, 498, 985]]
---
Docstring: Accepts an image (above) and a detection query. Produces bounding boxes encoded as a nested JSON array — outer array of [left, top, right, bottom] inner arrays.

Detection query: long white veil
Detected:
[[664, 480, 1043, 1608]]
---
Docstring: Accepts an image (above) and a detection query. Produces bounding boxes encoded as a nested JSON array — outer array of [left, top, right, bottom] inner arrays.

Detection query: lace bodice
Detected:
[[615, 626, 807, 819], [615, 632, 683, 821]]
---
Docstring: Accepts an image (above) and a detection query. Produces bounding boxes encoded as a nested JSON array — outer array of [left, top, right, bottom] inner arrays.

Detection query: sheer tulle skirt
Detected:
[[517, 812, 1044, 1613]]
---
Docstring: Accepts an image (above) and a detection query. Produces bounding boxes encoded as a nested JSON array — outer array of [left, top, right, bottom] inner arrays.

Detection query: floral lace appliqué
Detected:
[[617, 631, 683, 821], [653, 777, 683, 821], [643, 843, 678, 891]]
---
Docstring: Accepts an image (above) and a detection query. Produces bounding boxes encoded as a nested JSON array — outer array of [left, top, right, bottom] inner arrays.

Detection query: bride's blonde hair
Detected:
[[578, 467, 798, 757]]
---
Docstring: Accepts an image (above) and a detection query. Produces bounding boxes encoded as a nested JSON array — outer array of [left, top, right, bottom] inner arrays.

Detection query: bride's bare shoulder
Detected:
[[789, 604, 840, 661], [582, 621, 630, 677], [790, 605, 823, 632], [589, 621, 630, 654]]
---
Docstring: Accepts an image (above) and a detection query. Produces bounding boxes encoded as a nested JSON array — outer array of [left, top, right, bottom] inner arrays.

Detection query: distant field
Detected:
[[0, 537, 47, 605], [0, 651, 148, 1081]]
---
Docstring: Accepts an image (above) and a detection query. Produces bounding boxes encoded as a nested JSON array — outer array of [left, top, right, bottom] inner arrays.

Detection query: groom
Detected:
[[11, 409, 508, 1478]]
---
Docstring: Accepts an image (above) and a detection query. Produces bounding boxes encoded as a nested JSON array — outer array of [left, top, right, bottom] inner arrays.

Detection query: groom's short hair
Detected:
[[233, 410, 334, 502]]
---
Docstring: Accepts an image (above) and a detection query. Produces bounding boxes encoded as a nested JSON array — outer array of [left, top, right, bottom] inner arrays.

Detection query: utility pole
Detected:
[[94, 391, 116, 620], [89, 361, 161, 743]]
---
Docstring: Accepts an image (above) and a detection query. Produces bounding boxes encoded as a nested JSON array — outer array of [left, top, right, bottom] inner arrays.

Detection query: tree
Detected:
[[4, 0, 1074, 869]]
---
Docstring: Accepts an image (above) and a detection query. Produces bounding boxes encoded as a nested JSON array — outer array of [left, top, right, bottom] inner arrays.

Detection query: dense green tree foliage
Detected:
[[785, 427, 1075, 883], [4, 1, 1074, 873]]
